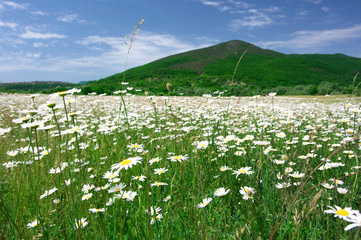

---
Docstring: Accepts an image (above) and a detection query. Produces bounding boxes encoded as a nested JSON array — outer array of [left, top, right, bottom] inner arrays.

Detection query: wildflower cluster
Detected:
[[0, 92, 360, 239]]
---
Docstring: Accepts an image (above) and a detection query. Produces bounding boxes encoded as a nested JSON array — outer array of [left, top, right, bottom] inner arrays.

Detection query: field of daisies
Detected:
[[0, 89, 360, 239]]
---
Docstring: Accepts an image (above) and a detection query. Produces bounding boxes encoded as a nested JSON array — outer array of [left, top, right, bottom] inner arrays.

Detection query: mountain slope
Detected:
[[84, 40, 361, 96], [0, 81, 76, 93]]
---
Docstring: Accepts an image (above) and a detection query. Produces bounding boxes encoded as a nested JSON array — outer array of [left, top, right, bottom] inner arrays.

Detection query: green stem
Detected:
[[120, 95, 129, 127], [0, 192, 24, 239], [62, 96, 69, 128]]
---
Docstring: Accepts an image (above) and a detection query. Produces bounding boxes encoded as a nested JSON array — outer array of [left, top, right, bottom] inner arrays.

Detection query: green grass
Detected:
[[0, 92, 360, 239]]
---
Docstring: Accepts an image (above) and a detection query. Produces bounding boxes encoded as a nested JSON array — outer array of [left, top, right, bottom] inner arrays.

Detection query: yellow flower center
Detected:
[[239, 170, 246, 173], [158, 170, 164, 174], [336, 209, 349, 216], [115, 188, 121, 192], [174, 156, 181, 160], [47, 103, 56, 108], [109, 174, 115, 178], [121, 159, 132, 165]]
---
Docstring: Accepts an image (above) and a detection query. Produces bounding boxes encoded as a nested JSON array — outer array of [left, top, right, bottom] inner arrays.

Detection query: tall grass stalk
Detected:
[[231, 49, 247, 84], [122, 17, 144, 84]]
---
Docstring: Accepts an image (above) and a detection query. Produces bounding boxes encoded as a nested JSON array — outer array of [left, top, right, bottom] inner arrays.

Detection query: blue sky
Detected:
[[1, 0, 361, 83]]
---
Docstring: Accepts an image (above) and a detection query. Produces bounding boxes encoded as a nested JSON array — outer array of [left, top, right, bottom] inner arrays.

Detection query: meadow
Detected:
[[0, 90, 360, 239]]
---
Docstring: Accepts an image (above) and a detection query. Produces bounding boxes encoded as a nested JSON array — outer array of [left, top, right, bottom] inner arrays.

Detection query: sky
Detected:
[[1, 0, 361, 83]]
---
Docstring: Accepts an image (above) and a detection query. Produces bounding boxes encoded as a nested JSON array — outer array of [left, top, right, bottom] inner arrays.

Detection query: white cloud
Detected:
[[77, 35, 122, 48], [200, 0, 281, 31], [257, 24, 361, 51], [321, 7, 330, 13], [199, 0, 254, 12], [228, 11, 273, 30], [0, 20, 17, 29], [297, 9, 309, 17], [199, 0, 223, 8], [195, 36, 220, 44], [58, 14, 77, 22], [265, 6, 280, 13], [2, 1, 27, 9], [33, 42, 48, 48], [226, 0, 251, 9], [0, 52, 39, 71], [198, 0, 279, 29], [0, 32, 219, 82], [306, 0, 322, 4], [77, 32, 219, 70], [57, 13, 87, 24], [26, 52, 41, 58], [199, 0, 232, 12], [31, 10, 48, 16], [20, 30, 66, 39]]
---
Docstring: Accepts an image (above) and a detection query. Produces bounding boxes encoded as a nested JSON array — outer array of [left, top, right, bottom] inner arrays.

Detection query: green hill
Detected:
[[0, 81, 76, 94], [83, 40, 361, 96]]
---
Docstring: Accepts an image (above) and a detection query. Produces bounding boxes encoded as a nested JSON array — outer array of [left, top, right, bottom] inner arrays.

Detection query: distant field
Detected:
[[0, 92, 360, 239]]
